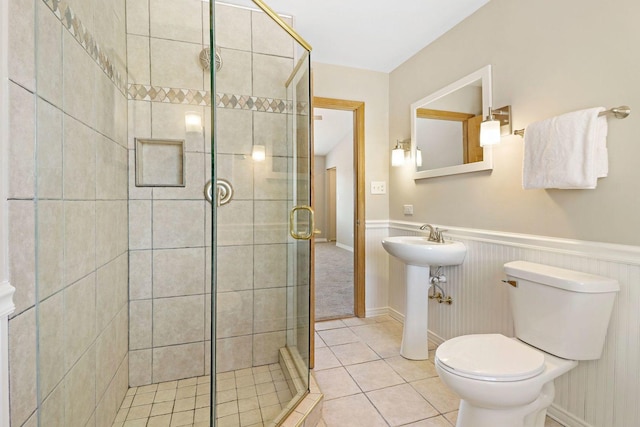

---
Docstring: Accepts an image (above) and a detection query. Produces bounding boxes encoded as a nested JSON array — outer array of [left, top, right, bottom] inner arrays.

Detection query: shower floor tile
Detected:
[[113, 363, 292, 427]]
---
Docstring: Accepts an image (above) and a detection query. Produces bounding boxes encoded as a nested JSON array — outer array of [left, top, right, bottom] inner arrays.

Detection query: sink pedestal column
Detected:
[[401, 264, 430, 360]]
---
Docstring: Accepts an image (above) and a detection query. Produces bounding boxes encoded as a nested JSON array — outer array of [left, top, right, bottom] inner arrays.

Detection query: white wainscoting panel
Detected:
[[364, 221, 390, 315], [367, 220, 640, 427]]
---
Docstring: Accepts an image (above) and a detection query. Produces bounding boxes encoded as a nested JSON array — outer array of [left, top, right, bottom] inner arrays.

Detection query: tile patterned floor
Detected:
[[113, 363, 293, 427], [314, 316, 566, 427]]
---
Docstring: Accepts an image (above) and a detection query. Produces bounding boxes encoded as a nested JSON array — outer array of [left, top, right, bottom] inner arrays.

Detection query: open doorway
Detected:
[[312, 97, 365, 321]]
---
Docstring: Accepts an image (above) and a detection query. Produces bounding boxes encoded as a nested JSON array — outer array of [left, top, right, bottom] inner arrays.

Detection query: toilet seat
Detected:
[[436, 334, 545, 382]]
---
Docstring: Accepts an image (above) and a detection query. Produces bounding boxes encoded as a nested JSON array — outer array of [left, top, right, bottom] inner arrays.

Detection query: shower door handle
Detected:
[[289, 205, 315, 240]]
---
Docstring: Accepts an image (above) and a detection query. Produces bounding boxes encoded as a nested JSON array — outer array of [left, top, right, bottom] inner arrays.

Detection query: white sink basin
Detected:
[[381, 236, 466, 267]]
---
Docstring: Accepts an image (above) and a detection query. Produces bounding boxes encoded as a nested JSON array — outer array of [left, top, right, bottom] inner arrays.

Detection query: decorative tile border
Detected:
[[42, 0, 127, 93], [128, 84, 309, 115]]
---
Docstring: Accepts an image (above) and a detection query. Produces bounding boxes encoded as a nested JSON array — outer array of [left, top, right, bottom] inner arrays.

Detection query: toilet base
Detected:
[[455, 382, 555, 427]]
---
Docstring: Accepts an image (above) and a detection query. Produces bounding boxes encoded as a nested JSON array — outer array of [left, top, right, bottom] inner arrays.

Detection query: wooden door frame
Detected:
[[312, 96, 366, 318]]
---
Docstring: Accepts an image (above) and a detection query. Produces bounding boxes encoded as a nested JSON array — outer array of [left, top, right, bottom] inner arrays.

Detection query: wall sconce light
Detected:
[[480, 105, 512, 146], [415, 147, 423, 168], [251, 145, 266, 161], [185, 111, 203, 134], [391, 139, 411, 167]]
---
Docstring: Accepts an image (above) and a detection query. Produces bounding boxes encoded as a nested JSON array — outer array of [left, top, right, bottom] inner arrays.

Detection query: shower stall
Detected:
[[13, 0, 312, 425]]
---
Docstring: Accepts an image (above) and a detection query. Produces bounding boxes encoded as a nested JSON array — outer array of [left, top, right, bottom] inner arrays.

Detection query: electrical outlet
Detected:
[[370, 181, 386, 194], [403, 204, 414, 215]]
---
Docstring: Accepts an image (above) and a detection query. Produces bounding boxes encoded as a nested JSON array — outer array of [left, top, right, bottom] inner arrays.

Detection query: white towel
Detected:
[[522, 107, 608, 189]]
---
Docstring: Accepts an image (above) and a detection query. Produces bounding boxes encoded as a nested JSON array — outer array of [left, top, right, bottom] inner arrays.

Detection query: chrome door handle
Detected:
[[289, 205, 315, 240]]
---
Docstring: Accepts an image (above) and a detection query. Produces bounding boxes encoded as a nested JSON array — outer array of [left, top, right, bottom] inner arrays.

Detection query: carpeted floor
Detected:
[[315, 242, 354, 320]]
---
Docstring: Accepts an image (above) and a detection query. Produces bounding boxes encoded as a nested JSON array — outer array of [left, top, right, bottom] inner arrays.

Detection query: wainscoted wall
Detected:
[[366, 220, 640, 427]]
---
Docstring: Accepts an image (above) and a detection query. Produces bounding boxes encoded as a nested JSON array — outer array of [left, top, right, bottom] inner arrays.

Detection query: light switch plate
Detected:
[[403, 204, 414, 215], [371, 181, 386, 194]]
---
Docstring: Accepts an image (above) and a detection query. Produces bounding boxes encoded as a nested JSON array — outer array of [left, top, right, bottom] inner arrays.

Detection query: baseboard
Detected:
[[314, 238, 328, 243], [547, 404, 593, 427], [388, 307, 404, 323], [365, 307, 390, 318], [335, 242, 353, 252]]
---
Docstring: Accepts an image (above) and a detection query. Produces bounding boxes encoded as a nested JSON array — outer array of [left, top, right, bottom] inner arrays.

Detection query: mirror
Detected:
[[411, 65, 493, 179]]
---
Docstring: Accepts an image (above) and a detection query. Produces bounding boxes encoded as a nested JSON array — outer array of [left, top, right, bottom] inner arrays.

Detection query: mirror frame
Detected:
[[411, 65, 493, 180]]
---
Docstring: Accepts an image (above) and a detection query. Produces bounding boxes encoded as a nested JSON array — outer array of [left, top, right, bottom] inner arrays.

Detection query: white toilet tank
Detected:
[[504, 261, 619, 360]]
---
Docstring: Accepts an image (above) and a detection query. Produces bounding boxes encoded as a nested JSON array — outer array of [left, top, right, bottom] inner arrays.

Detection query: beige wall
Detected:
[[314, 156, 327, 240], [389, 0, 640, 245], [312, 63, 390, 221], [326, 132, 354, 249]]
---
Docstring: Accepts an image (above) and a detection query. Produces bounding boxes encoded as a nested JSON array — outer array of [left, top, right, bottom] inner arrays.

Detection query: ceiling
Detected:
[[219, 0, 490, 72], [313, 108, 353, 156]]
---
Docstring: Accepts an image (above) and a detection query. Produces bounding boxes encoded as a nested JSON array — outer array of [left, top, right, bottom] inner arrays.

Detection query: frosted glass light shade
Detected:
[[480, 119, 501, 146], [392, 147, 405, 167], [252, 145, 266, 161], [185, 111, 202, 133]]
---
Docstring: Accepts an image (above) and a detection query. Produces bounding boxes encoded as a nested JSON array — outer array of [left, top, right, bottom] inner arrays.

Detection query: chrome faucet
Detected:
[[419, 224, 447, 243]]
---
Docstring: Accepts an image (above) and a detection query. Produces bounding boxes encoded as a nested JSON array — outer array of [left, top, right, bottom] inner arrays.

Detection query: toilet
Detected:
[[435, 261, 619, 427]]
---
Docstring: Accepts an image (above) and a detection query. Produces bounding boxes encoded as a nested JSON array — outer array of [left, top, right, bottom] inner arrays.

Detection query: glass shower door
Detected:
[[211, 1, 312, 425]]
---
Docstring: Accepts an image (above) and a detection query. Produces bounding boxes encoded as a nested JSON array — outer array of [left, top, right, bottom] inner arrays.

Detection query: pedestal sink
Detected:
[[381, 236, 466, 360]]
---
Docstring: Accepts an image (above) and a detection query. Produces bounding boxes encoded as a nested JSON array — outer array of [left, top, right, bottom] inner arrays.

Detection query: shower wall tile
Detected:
[[150, 0, 203, 44], [64, 273, 96, 371], [8, 0, 35, 90], [130, 300, 152, 350], [215, 4, 251, 51], [129, 200, 152, 250], [37, 201, 64, 301], [63, 31, 97, 129], [216, 290, 253, 338], [204, 340, 211, 375], [41, 382, 65, 427], [253, 244, 287, 289], [36, 98, 63, 199], [254, 157, 289, 200], [128, 100, 152, 149], [128, 150, 153, 199], [130, 250, 153, 300], [217, 154, 254, 200], [96, 200, 128, 267], [253, 288, 287, 334], [153, 295, 205, 347], [8, 200, 35, 316], [252, 331, 286, 366], [128, 34, 151, 85], [93, 1, 127, 71], [152, 200, 205, 248], [216, 48, 252, 95], [153, 342, 205, 383], [96, 258, 121, 332], [253, 111, 288, 157], [38, 292, 66, 397], [150, 38, 204, 90], [63, 116, 96, 200], [217, 200, 254, 246], [252, 53, 293, 100], [129, 349, 153, 387], [251, 11, 294, 58], [254, 200, 288, 244], [153, 247, 205, 298], [216, 336, 253, 373], [204, 106, 212, 153], [96, 137, 128, 200], [127, 0, 150, 36], [64, 202, 96, 285], [216, 108, 253, 155], [36, 0, 63, 107], [153, 152, 206, 200], [64, 345, 96, 427], [217, 246, 253, 292], [8, 309, 37, 427], [8, 82, 35, 199], [150, 103, 206, 153], [96, 313, 122, 399], [205, 295, 211, 340]]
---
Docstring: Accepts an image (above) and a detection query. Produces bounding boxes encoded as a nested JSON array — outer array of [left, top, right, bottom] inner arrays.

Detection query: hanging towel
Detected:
[[522, 107, 608, 189]]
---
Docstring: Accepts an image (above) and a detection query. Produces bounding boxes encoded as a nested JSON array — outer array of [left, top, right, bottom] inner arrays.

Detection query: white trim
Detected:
[[314, 238, 328, 243], [335, 242, 353, 252], [547, 404, 593, 427], [376, 219, 640, 266], [364, 307, 389, 318], [0, 0, 13, 424]]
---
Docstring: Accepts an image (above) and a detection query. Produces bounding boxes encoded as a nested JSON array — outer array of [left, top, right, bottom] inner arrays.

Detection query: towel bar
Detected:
[[513, 106, 631, 137]]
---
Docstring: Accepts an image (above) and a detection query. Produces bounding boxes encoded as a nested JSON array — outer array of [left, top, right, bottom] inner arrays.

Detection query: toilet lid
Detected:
[[436, 334, 545, 382]]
